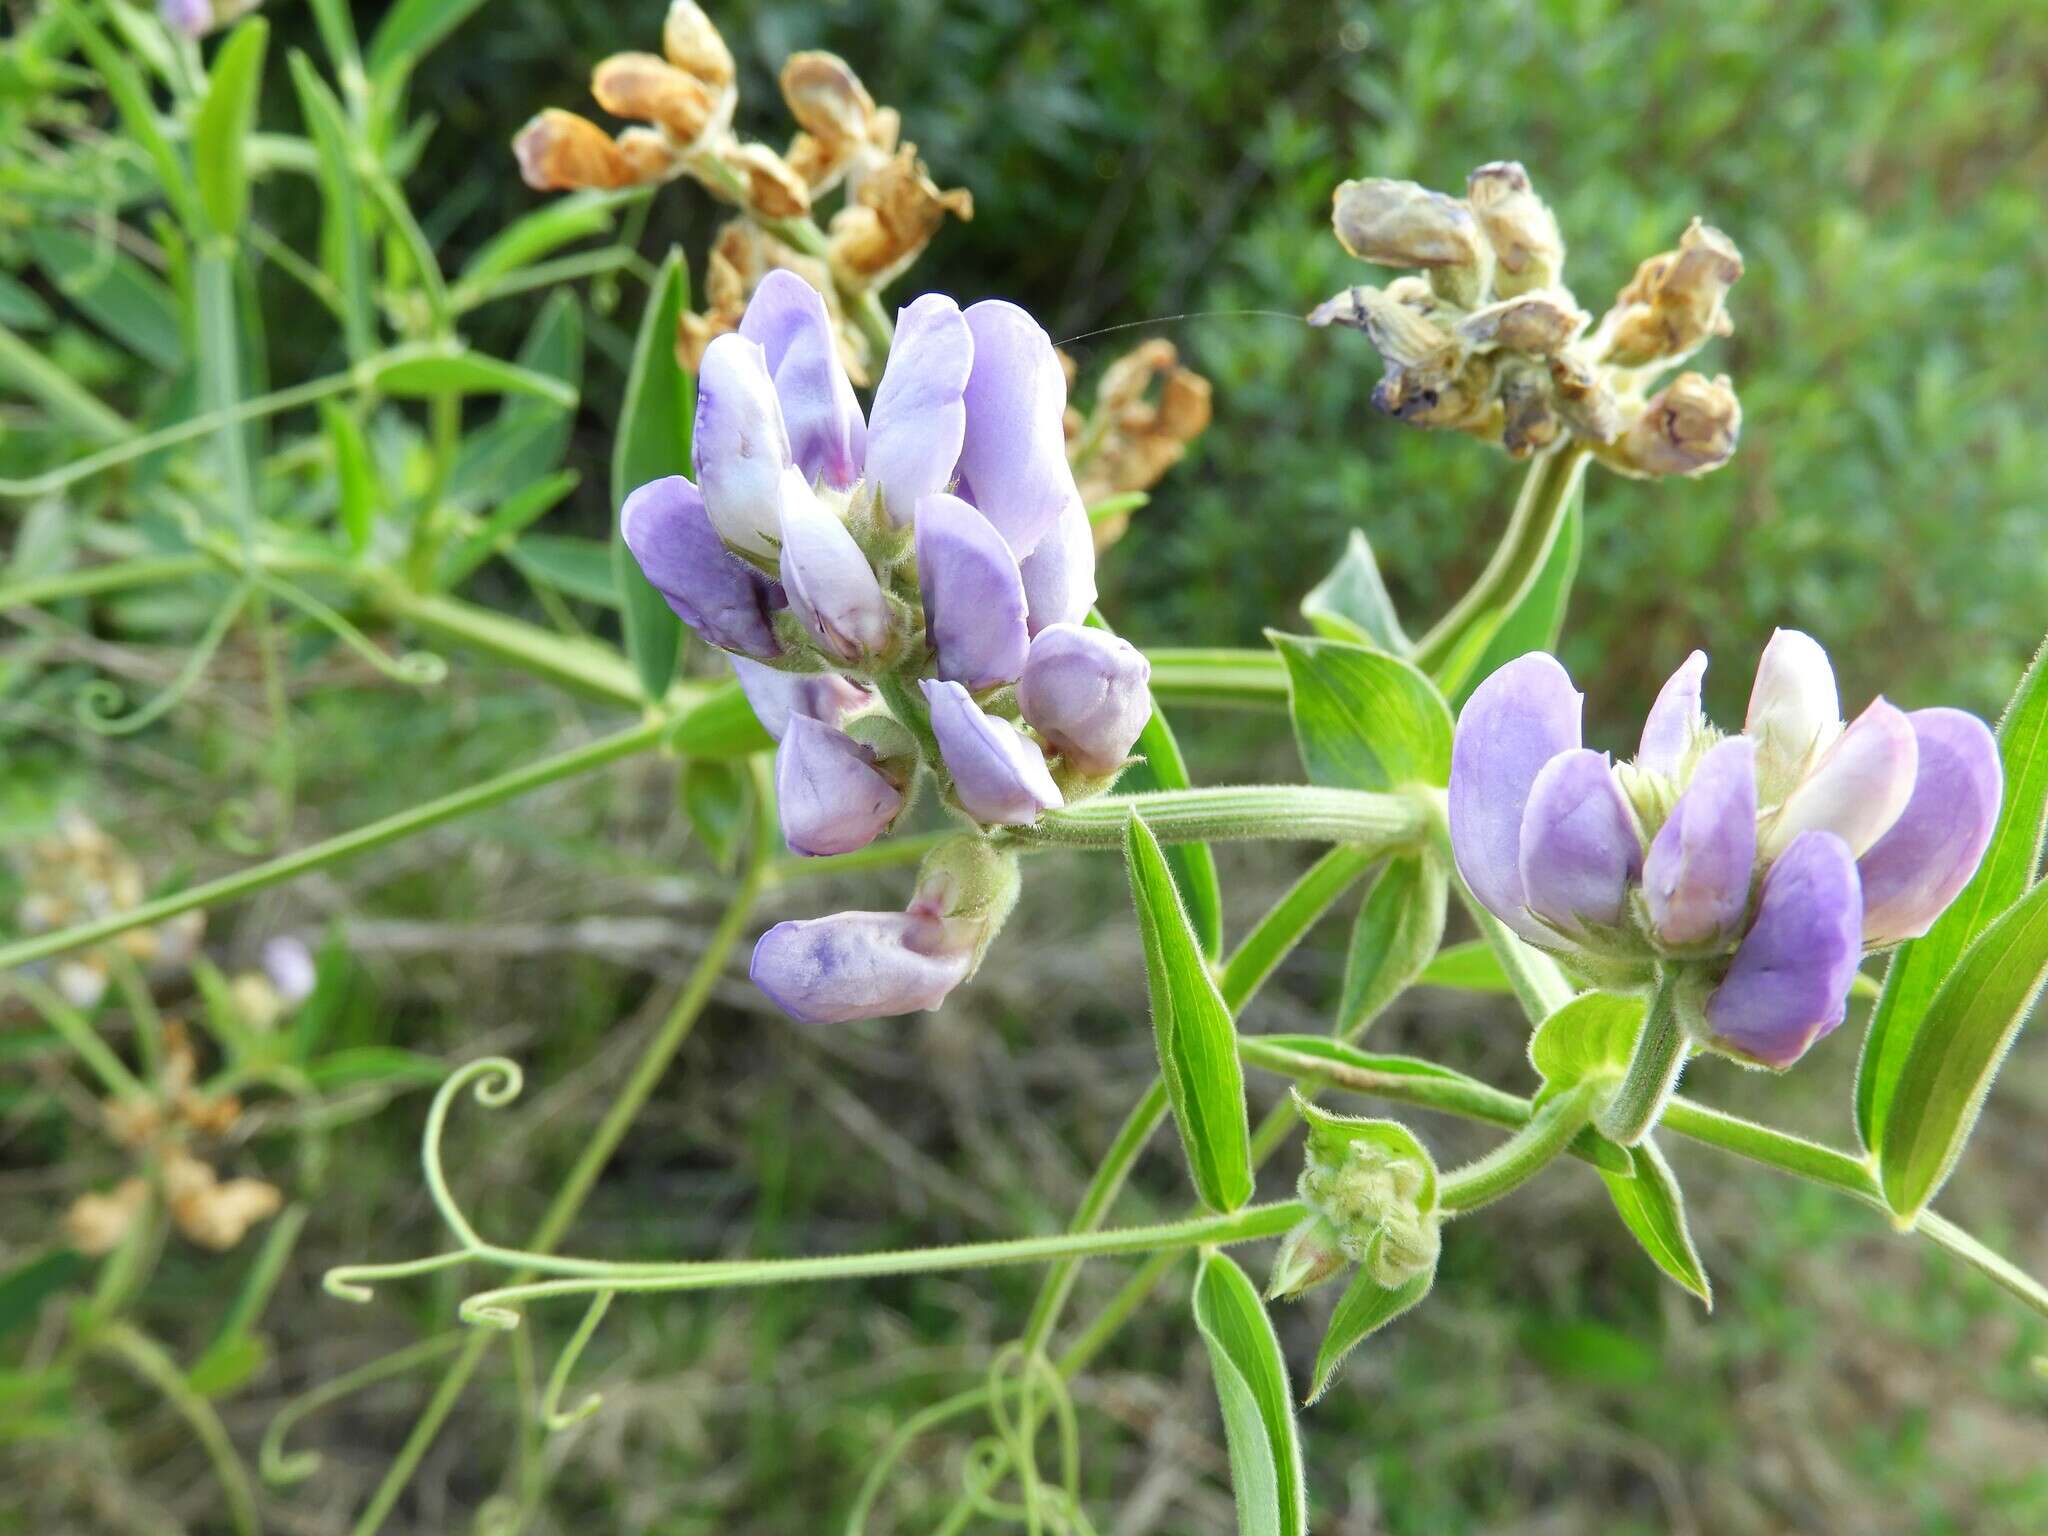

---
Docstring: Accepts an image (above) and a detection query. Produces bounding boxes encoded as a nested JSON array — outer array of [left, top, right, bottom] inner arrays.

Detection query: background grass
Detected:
[[3, 0, 2046, 1532]]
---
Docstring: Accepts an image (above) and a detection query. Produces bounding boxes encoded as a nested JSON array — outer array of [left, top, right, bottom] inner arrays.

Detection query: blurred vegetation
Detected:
[[3, 1, 2045, 1533]]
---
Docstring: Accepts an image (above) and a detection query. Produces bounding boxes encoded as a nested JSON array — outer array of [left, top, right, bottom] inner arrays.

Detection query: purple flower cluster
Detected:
[[622, 272, 1154, 1023], [1450, 631, 2001, 1068]]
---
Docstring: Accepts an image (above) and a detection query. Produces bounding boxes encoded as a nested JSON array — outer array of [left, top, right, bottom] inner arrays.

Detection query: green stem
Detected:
[[97, 1323, 260, 1536], [0, 716, 670, 975], [12, 974, 147, 1099], [0, 322, 131, 442], [1412, 440, 1591, 688], [1141, 647, 1289, 711], [1021, 785, 1429, 850], [1594, 968, 1687, 1147], [1439, 1080, 1597, 1212], [346, 779, 774, 1536], [194, 250, 257, 544]]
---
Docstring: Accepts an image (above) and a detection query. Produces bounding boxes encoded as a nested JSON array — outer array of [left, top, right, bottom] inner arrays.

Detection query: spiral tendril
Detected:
[[258, 1333, 466, 1485], [73, 582, 248, 736], [255, 569, 448, 689], [539, 1291, 614, 1431]]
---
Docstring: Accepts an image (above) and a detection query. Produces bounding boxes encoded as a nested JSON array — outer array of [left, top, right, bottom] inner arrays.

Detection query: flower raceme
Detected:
[[1448, 632, 2001, 1068], [622, 273, 1154, 1022]]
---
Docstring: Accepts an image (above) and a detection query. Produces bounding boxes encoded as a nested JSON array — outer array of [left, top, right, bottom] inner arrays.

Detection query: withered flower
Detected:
[[827, 145, 973, 292], [513, 109, 635, 192], [1067, 340, 1215, 539]]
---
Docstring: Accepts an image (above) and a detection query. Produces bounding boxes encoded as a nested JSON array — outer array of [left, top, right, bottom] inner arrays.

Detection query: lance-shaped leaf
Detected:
[[1126, 813, 1252, 1212], [1337, 852, 1449, 1040], [194, 19, 269, 237], [373, 351, 577, 405], [1192, 1252, 1308, 1536], [1878, 876, 2048, 1222], [1306, 1229, 1434, 1404], [1417, 939, 1515, 993], [26, 227, 183, 371], [1860, 634, 2048, 1149], [1302, 530, 1411, 654], [611, 249, 693, 700], [1599, 1135, 1710, 1306], [1272, 633, 1453, 792]]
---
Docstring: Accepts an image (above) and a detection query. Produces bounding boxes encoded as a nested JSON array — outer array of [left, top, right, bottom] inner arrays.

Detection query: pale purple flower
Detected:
[[751, 910, 977, 1023], [728, 655, 870, 741], [1449, 636, 2002, 1070], [261, 936, 317, 1005], [694, 334, 795, 558], [1017, 623, 1151, 776], [915, 492, 1029, 690], [778, 483, 893, 663], [921, 680, 1063, 825], [866, 295, 974, 520], [1018, 499, 1099, 635], [1702, 830, 1862, 1068], [160, 0, 213, 36], [739, 270, 864, 489], [956, 301, 1083, 558], [774, 716, 903, 857], [620, 476, 780, 657]]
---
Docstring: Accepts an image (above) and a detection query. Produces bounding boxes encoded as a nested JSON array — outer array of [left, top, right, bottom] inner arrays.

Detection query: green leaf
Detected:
[[65, 11, 202, 233], [0, 1251, 85, 1340], [366, 0, 492, 84], [681, 758, 753, 873], [1451, 485, 1582, 708], [320, 402, 377, 554], [612, 249, 693, 700], [372, 350, 577, 405], [1306, 1232, 1433, 1404], [1271, 633, 1453, 792], [1097, 609, 1224, 958], [1860, 633, 2048, 1149], [1301, 530, 1411, 654], [1416, 939, 1513, 993], [1527, 990, 1644, 1105], [1599, 1135, 1710, 1306], [1337, 852, 1448, 1040], [302, 1046, 447, 1092], [507, 535, 622, 608], [286, 52, 373, 360], [25, 226, 184, 370], [186, 1333, 268, 1398], [0, 273, 53, 330], [193, 19, 269, 237], [451, 291, 585, 508], [668, 682, 776, 758], [1125, 812, 1253, 1212], [1878, 876, 2048, 1222], [436, 471, 579, 591], [458, 190, 639, 291], [1192, 1252, 1307, 1536]]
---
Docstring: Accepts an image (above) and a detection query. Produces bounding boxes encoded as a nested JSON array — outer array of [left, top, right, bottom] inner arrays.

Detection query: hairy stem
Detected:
[[1021, 785, 1429, 850], [1439, 1080, 1598, 1212], [1594, 968, 1688, 1146]]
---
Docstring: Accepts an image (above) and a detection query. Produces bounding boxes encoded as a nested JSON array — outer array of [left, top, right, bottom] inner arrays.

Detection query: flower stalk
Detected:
[[1593, 967, 1690, 1146]]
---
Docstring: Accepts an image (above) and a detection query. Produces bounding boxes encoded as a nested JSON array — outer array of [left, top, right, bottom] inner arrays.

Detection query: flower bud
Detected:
[[778, 481, 894, 664], [865, 294, 973, 523], [1465, 161, 1565, 296], [619, 475, 780, 657], [1600, 219, 1744, 367], [729, 655, 870, 741], [513, 110, 632, 192], [1857, 708, 2001, 946], [1745, 628, 1841, 800], [1703, 829, 1861, 1068], [915, 493, 1030, 691], [910, 834, 1022, 939], [1516, 749, 1643, 934], [694, 334, 794, 559], [780, 51, 876, 147], [1296, 1111, 1441, 1287], [1017, 623, 1151, 776], [1606, 372, 1740, 478], [1266, 1214, 1350, 1301], [591, 52, 719, 144], [159, 0, 214, 38], [775, 716, 904, 857], [1331, 178, 1489, 288], [662, 0, 734, 87], [1635, 650, 1708, 781], [1643, 737, 1757, 948], [749, 909, 978, 1024], [921, 680, 1063, 826]]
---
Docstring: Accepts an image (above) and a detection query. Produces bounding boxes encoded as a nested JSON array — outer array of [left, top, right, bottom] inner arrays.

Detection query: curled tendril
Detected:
[[73, 582, 249, 736], [255, 569, 448, 689], [539, 1291, 614, 1431], [212, 796, 280, 857], [258, 1333, 465, 1485]]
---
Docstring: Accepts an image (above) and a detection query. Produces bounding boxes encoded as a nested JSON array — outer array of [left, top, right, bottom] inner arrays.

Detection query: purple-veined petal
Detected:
[[1745, 627, 1840, 791], [1018, 497, 1098, 635], [750, 909, 976, 1023], [1643, 736, 1757, 946], [915, 492, 1030, 690], [619, 474, 779, 656], [922, 679, 1063, 825], [738, 269, 864, 489], [1703, 829, 1862, 1069], [1018, 622, 1152, 776], [694, 333, 793, 558], [865, 294, 973, 522], [1762, 697, 1917, 859], [1448, 653, 1583, 941], [1857, 707, 2002, 944], [1637, 649, 1707, 779], [778, 474, 893, 663], [956, 300, 1080, 557], [774, 716, 903, 857], [1517, 749, 1642, 931], [728, 654, 870, 741]]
